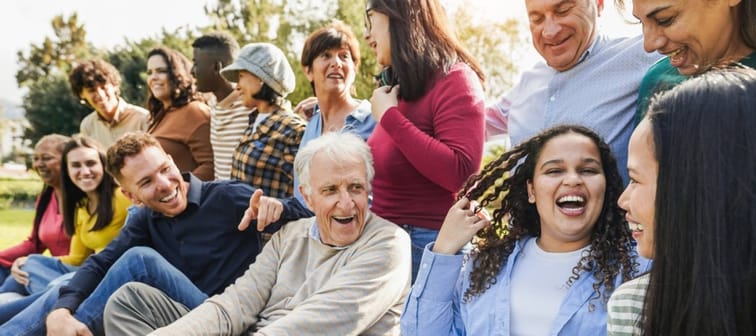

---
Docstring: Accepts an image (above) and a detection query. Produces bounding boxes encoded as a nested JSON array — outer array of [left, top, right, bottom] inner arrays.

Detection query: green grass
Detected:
[[0, 209, 35, 250]]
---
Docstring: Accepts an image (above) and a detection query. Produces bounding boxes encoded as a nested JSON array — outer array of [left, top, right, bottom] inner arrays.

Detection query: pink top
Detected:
[[368, 63, 485, 230], [0, 191, 70, 268]]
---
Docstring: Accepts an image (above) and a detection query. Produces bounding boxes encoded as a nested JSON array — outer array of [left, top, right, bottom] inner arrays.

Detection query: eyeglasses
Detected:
[[364, 8, 374, 32]]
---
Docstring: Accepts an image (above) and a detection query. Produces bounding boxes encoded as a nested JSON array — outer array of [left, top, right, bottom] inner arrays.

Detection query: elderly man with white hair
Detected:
[[104, 132, 412, 336]]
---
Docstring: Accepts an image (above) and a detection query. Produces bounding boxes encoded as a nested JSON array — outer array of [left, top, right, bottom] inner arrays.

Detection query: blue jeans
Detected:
[[0, 272, 74, 324], [0, 246, 208, 336], [0, 266, 9, 283], [0, 268, 26, 295], [22, 254, 78, 294], [401, 225, 439, 284]]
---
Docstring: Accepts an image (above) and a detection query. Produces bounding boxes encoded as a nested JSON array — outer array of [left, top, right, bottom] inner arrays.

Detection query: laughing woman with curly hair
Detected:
[[401, 125, 647, 336]]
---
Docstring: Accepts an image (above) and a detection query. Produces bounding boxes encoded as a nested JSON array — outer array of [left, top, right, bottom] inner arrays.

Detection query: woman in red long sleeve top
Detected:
[[364, 0, 486, 281], [0, 135, 71, 293]]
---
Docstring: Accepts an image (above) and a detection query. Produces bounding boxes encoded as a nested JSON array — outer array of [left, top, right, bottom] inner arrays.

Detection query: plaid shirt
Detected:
[[231, 109, 306, 198]]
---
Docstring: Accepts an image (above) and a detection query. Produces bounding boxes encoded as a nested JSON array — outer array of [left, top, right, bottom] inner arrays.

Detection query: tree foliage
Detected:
[[17, 2, 524, 144], [16, 13, 94, 87]]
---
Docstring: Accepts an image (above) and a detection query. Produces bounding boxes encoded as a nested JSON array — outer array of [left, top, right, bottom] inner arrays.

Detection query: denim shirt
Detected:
[[401, 237, 650, 336]]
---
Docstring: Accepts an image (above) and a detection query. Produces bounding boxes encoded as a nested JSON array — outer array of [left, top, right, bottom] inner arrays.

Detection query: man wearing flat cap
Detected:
[[223, 42, 306, 199]]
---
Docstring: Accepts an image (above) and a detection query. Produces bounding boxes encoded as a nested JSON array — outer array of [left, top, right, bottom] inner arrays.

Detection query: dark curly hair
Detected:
[[460, 124, 637, 306], [145, 46, 202, 131], [68, 59, 122, 98]]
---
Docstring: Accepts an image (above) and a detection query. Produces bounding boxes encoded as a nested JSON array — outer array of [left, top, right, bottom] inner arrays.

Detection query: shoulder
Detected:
[[359, 214, 411, 248], [80, 112, 98, 124], [428, 62, 485, 103], [201, 179, 255, 201], [182, 101, 212, 119], [610, 274, 650, 306], [123, 102, 149, 116]]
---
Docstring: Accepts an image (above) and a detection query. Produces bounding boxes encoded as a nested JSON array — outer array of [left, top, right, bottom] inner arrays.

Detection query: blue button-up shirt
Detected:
[[488, 34, 661, 183], [400, 238, 651, 336], [293, 100, 376, 203]]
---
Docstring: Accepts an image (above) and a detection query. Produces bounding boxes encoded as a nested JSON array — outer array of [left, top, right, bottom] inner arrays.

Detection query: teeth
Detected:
[[557, 195, 584, 203], [160, 189, 178, 202], [628, 223, 644, 232]]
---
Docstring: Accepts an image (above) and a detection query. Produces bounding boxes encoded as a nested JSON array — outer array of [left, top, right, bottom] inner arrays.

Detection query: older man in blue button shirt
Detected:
[[486, 0, 661, 183], [0, 132, 310, 336]]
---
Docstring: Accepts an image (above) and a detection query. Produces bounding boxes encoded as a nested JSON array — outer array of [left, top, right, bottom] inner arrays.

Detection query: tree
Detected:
[[17, 12, 198, 143], [15, 13, 94, 87], [451, 0, 524, 100], [23, 74, 90, 144]]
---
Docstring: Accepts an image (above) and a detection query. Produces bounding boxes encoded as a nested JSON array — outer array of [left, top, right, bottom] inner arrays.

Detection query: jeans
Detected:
[[0, 272, 74, 324], [0, 246, 209, 336], [0, 270, 26, 295], [0, 266, 9, 283], [400, 225, 439, 284], [22, 254, 78, 294]]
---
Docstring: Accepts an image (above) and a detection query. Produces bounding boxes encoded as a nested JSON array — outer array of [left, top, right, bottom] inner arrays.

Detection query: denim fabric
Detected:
[[0, 246, 208, 336], [0, 266, 9, 282], [401, 225, 439, 283], [0, 271, 26, 295], [21, 254, 78, 294]]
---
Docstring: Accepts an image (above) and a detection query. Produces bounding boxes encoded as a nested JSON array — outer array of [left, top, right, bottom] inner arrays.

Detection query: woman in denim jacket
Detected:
[[401, 125, 647, 335]]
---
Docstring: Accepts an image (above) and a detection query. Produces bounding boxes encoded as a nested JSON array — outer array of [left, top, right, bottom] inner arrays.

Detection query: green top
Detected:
[[635, 51, 756, 123]]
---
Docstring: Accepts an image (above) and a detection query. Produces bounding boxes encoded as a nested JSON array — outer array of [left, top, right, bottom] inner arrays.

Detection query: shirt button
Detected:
[[550, 95, 556, 102]]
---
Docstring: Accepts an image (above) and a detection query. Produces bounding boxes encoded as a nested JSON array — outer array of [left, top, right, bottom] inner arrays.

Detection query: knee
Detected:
[[104, 282, 155, 318], [116, 247, 166, 269]]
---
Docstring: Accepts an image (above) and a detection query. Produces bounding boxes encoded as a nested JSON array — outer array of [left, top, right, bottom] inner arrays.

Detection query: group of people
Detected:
[[0, 0, 752, 335]]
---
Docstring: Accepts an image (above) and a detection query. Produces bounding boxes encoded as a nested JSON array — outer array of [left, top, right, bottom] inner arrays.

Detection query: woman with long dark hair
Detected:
[[608, 68, 756, 335], [145, 46, 214, 180], [401, 125, 644, 335], [0, 135, 130, 322], [364, 0, 487, 281]]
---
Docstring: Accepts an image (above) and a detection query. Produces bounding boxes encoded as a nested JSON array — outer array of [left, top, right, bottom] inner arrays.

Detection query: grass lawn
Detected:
[[0, 208, 35, 250]]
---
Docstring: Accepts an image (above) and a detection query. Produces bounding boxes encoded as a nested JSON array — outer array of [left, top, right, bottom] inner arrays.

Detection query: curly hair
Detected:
[[145, 46, 202, 131], [460, 125, 637, 306], [68, 59, 122, 97]]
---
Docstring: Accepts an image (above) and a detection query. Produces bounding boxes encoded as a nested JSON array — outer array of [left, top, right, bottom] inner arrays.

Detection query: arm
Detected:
[[484, 97, 510, 141], [152, 224, 285, 335], [377, 67, 485, 192], [58, 209, 93, 266], [0, 195, 52, 267], [52, 207, 151, 312], [401, 197, 489, 336], [186, 104, 214, 181], [238, 191, 314, 233], [401, 245, 467, 336]]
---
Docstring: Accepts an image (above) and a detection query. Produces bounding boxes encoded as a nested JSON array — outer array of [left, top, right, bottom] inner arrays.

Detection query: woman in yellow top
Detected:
[[0, 135, 130, 323]]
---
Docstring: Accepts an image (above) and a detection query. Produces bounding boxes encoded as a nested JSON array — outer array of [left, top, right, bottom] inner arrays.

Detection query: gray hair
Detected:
[[296, 132, 374, 196]]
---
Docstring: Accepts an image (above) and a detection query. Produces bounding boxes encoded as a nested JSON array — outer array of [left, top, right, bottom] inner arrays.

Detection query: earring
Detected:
[[528, 194, 535, 203]]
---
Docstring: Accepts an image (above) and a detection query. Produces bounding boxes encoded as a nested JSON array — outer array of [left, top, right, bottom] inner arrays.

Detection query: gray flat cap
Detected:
[[220, 42, 295, 97]]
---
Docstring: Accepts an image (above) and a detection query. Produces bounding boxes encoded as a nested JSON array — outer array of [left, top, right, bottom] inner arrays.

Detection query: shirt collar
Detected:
[[574, 33, 606, 66], [183, 172, 203, 207], [313, 99, 372, 124]]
